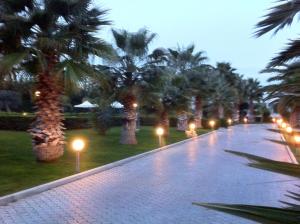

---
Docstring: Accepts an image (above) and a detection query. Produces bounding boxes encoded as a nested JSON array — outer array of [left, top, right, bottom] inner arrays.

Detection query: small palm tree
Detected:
[[0, 0, 111, 161], [208, 74, 236, 119], [186, 65, 215, 127], [168, 44, 207, 130], [102, 28, 158, 144], [244, 78, 262, 122]]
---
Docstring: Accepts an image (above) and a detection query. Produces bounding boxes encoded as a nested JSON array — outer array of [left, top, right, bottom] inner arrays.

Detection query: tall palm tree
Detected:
[[102, 28, 158, 144], [0, 0, 111, 161]]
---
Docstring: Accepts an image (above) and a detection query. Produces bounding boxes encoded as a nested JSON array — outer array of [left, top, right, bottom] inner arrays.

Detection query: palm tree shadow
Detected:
[[264, 138, 288, 146], [266, 128, 281, 134]]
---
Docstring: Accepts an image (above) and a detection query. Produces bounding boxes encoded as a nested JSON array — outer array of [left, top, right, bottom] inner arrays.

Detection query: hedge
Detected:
[[0, 116, 91, 131], [0, 114, 247, 131], [0, 114, 180, 131]]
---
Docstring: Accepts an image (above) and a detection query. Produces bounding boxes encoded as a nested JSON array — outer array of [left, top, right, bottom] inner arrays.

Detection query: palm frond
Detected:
[[193, 203, 300, 224], [225, 150, 300, 178], [255, 0, 300, 37], [0, 51, 29, 75], [267, 38, 300, 67]]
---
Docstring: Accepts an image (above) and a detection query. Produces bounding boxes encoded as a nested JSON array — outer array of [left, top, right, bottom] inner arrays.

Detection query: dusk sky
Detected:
[[95, 0, 299, 85]]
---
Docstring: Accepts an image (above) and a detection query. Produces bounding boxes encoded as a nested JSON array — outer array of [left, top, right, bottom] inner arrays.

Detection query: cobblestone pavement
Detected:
[[0, 124, 298, 224]]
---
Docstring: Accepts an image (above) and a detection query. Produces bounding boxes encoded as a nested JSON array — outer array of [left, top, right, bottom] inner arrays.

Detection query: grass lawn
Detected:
[[281, 131, 300, 163], [0, 126, 209, 196]]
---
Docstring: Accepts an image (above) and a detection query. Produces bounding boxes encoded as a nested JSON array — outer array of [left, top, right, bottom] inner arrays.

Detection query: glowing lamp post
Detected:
[[209, 120, 216, 129], [272, 117, 276, 123], [133, 103, 138, 108], [72, 139, 85, 173], [281, 122, 287, 129], [22, 112, 28, 116], [35, 91, 41, 97], [286, 126, 293, 134], [243, 117, 248, 123], [294, 135, 300, 143], [156, 127, 164, 147], [227, 118, 232, 126], [276, 119, 283, 126], [189, 123, 196, 131]]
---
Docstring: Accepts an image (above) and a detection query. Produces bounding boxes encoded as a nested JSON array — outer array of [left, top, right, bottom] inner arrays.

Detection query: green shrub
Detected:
[[92, 108, 113, 135]]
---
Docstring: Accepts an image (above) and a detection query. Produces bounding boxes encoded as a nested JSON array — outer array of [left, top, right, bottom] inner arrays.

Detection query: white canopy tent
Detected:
[[111, 101, 124, 109], [74, 101, 98, 108]]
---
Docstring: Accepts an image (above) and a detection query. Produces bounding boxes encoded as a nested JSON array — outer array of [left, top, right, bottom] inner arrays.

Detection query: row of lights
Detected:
[[272, 118, 300, 144]]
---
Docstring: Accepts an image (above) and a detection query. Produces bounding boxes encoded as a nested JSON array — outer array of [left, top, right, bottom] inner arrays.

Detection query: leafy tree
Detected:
[[0, 0, 111, 161]]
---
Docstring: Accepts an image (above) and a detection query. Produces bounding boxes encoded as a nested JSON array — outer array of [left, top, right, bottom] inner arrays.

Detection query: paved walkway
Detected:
[[0, 124, 298, 224]]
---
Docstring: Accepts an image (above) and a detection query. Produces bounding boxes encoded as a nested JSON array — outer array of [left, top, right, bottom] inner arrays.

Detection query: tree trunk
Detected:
[[218, 105, 224, 119], [233, 103, 240, 122], [290, 106, 300, 128], [120, 97, 137, 144], [29, 56, 64, 162], [177, 112, 188, 131], [248, 99, 255, 123], [194, 96, 203, 128], [160, 110, 169, 136]]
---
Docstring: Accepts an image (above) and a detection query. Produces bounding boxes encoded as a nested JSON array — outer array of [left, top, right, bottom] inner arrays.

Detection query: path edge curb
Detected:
[[0, 130, 216, 206], [280, 133, 299, 165]]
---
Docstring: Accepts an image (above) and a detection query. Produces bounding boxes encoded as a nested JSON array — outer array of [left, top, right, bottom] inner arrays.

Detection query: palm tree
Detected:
[[168, 44, 207, 130], [263, 62, 300, 127], [157, 75, 190, 135], [215, 62, 246, 121], [186, 65, 215, 128], [208, 74, 236, 119], [255, 0, 300, 67], [102, 28, 159, 144], [0, 0, 111, 161], [244, 78, 262, 122]]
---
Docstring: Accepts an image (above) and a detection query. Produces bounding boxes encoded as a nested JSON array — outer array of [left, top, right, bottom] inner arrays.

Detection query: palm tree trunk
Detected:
[[233, 103, 240, 122], [194, 96, 203, 128], [120, 97, 137, 144], [160, 109, 169, 136], [248, 99, 255, 122], [290, 106, 300, 128], [177, 112, 188, 131], [218, 105, 224, 119], [29, 56, 64, 162]]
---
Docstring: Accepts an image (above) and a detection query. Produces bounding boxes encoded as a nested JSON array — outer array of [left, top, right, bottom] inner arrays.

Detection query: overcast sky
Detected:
[[95, 0, 299, 85]]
